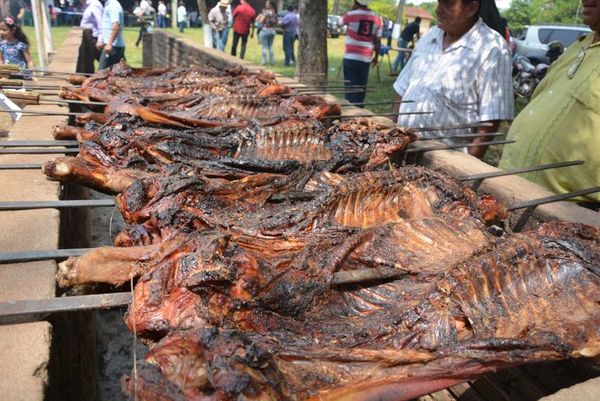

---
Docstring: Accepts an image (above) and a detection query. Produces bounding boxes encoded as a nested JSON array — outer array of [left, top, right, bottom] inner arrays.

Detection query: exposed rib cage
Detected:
[[236, 120, 332, 162]]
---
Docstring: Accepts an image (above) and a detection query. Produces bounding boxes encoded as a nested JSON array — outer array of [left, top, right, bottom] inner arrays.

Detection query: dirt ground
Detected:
[[88, 189, 148, 401]]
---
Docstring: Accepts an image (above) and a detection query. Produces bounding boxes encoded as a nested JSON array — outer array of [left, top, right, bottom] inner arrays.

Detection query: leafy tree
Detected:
[[407, 2, 437, 25], [503, 0, 584, 33]]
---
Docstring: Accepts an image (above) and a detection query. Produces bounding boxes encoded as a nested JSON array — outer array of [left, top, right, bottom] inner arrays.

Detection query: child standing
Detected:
[[0, 16, 34, 69]]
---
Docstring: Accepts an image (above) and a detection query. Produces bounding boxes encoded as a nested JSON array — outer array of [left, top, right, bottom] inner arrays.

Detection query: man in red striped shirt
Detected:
[[342, 0, 382, 105]]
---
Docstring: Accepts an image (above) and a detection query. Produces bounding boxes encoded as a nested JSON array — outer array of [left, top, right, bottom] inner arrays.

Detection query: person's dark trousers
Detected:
[[158, 15, 165, 28], [76, 29, 100, 74], [136, 22, 148, 47], [283, 31, 296, 65], [343, 58, 370, 104], [179, 21, 186, 32], [98, 46, 126, 70], [231, 32, 249, 59]]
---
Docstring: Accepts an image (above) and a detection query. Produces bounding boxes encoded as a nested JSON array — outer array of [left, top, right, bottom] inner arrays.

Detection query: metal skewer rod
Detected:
[[23, 68, 93, 76], [0, 248, 91, 264], [404, 139, 516, 154], [409, 122, 494, 132], [0, 199, 116, 211], [0, 293, 132, 326], [293, 89, 376, 95], [322, 111, 434, 120], [0, 109, 85, 117], [0, 148, 79, 155], [0, 140, 78, 147], [332, 267, 408, 287], [39, 98, 108, 107], [460, 160, 585, 190], [0, 163, 43, 170], [510, 186, 600, 232], [340, 100, 415, 107], [0, 265, 410, 324], [416, 132, 505, 141]]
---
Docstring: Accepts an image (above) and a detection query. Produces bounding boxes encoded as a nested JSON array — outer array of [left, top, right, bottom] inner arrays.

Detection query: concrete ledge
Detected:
[[0, 28, 98, 401], [540, 377, 600, 401], [420, 149, 600, 227]]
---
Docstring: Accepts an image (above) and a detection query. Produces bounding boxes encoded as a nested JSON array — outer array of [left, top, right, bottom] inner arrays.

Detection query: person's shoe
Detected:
[[290, 60, 294, 65]]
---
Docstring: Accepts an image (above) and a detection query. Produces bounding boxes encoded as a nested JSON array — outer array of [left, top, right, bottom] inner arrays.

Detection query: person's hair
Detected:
[[2, 16, 29, 46], [415, 17, 421, 23], [461, 0, 504, 37], [287, 5, 294, 12]]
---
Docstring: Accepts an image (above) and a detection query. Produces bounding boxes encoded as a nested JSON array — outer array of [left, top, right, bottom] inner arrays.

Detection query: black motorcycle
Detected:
[[512, 41, 564, 99]]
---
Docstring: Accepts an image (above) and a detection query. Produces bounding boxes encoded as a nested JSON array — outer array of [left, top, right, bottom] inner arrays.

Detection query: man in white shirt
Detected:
[[177, 0, 187, 33], [392, 0, 513, 159], [157, 1, 167, 28]]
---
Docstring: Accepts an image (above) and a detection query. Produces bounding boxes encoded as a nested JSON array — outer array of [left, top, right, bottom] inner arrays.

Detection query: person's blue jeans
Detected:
[[178, 20, 186, 32], [392, 38, 409, 72], [212, 30, 226, 51], [283, 31, 296, 65], [343, 58, 370, 105], [99, 46, 126, 70], [222, 25, 231, 49], [158, 15, 166, 28], [259, 28, 275, 65]]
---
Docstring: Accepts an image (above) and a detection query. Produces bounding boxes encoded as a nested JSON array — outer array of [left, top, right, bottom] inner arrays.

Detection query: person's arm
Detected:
[[469, 121, 501, 158], [104, 21, 120, 54], [0, 51, 5, 65], [372, 35, 381, 66], [470, 46, 514, 159], [22, 48, 34, 69], [18, 7, 26, 20]]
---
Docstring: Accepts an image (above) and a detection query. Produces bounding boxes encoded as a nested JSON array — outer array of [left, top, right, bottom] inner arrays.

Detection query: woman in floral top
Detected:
[[256, 0, 278, 65], [0, 16, 34, 69]]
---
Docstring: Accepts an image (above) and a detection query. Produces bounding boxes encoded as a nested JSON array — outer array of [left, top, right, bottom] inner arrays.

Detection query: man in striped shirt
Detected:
[[342, 0, 382, 105], [392, 0, 513, 159]]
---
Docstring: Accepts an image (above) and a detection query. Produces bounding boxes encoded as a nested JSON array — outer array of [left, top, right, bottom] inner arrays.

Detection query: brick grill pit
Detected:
[[0, 29, 598, 401]]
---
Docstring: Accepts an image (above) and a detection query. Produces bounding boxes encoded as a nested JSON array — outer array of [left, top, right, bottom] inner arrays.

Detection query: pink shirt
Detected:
[[342, 8, 382, 63]]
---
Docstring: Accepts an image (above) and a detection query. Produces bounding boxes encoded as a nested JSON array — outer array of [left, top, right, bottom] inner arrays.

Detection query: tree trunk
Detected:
[[198, 0, 213, 48], [392, 0, 406, 41], [298, 0, 328, 86], [332, 0, 341, 15], [395, 0, 406, 24], [197, 0, 209, 24], [277, 0, 284, 13]]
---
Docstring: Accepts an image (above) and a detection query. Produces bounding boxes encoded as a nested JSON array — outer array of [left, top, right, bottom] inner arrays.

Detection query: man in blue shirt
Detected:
[[280, 5, 299, 66], [97, 0, 125, 69], [392, 16, 420, 73]]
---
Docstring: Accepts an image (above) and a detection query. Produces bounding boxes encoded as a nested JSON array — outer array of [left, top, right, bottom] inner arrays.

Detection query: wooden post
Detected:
[[197, 0, 213, 48], [172, 0, 178, 28], [392, 0, 406, 42], [30, 0, 54, 67], [298, 0, 328, 87]]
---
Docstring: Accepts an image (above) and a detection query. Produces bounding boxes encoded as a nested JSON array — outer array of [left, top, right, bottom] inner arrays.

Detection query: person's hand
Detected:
[[104, 43, 113, 55], [96, 40, 104, 50], [371, 57, 379, 67]]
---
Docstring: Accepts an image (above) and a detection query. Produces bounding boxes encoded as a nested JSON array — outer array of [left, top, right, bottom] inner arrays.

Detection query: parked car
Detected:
[[327, 15, 344, 38], [515, 25, 590, 64]]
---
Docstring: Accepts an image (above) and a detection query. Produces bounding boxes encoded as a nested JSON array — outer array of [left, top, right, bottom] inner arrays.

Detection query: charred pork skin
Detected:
[[123, 222, 600, 401]]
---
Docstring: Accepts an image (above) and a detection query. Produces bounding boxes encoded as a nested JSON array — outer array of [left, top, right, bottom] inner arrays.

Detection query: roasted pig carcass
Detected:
[[123, 222, 600, 401], [124, 96, 341, 129], [61, 61, 279, 103], [112, 165, 505, 247], [42, 118, 417, 194]]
